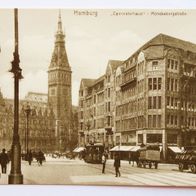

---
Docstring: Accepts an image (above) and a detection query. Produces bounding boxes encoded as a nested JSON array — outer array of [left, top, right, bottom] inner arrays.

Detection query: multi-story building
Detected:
[[78, 33, 196, 159], [78, 60, 123, 149], [0, 91, 56, 152]]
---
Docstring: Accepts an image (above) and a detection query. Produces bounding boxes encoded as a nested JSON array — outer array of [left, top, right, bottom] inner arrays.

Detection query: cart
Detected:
[[175, 150, 196, 173], [137, 146, 160, 169]]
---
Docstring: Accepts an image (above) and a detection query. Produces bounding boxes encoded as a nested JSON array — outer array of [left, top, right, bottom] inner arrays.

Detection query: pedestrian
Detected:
[[102, 152, 107, 174], [37, 150, 45, 166], [27, 150, 33, 166], [114, 153, 121, 177], [0, 148, 9, 174]]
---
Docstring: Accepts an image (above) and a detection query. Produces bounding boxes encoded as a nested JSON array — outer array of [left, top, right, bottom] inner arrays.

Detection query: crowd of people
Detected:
[[25, 150, 46, 166]]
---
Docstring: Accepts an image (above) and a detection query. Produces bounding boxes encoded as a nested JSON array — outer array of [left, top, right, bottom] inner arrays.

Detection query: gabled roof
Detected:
[[93, 74, 105, 85], [125, 33, 196, 63], [108, 60, 123, 71], [143, 33, 196, 53], [81, 78, 96, 88]]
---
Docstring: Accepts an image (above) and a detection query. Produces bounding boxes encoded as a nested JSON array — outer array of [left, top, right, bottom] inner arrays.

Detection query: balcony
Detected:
[[120, 76, 136, 88]]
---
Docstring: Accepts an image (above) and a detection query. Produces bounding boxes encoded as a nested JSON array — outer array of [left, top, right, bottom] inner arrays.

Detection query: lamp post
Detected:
[[24, 104, 31, 156], [86, 121, 90, 144], [8, 8, 23, 184]]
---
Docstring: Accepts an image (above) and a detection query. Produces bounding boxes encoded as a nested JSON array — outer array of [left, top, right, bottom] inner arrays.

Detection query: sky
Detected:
[[0, 9, 196, 106]]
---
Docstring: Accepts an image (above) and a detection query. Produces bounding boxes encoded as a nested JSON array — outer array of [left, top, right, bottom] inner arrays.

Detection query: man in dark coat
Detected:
[[37, 150, 45, 166], [114, 154, 121, 177], [27, 150, 33, 166], [0, 148, 9, 174]]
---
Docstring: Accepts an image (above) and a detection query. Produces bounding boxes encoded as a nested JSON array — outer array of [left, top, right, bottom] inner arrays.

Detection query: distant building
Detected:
[[78, 34, 196, 159]]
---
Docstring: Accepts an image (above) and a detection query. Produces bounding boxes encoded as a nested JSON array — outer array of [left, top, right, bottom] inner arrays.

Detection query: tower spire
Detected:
[[57, 10, 63, 34]]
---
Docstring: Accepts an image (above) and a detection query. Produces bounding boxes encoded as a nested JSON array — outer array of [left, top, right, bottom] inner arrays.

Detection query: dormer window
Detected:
[[152, 61, 158, 70]]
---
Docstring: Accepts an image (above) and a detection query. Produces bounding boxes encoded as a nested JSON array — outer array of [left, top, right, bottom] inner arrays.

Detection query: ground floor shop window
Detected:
[[138, 134, 143, 143], [116, 136, 120, 145], [147, 133, 162, 143], [167, 134, 177, 144]]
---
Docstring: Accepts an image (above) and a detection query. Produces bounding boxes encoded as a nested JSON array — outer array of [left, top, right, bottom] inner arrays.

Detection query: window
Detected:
[[153, 115, 156, 127], [94, 95, 96, 104], [158, 78, 162, 90], [171, 60, 174, 69], [171, 78, 174, 91], [107, 116, 111, 126], [152, 61, 158, 70], [168, 59, 170, 69], [158, 96, 161, 109], [147, 134, 162, 143], [175, 98, 178, 108], [175, 115, 178, 126], [153, 78, 157, 90], [138, 134, 143, 143], [80, 122, 83, 130], [167, 134, 177, 144], [107, 75, 111, 82], [108, 88, 110, 98], [108, 102, 110, 112], [175, 61, 178, 70], [157, 115, 161, 127], [171, 115, 174, 125], [148, 97, 152, 109], [148, 115, 152, 128], [167, 114, 170, 125], [171, 97, 174, 107], [153, 97, 157, 109], [80, 100, 83, 107], [167, 97, 170, 106], [148, 78, 152, 90], [167, 78, 170, 90]]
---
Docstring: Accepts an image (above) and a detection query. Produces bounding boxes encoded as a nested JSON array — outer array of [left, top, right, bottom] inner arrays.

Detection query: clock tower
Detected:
[[48, 12, 72, 151]]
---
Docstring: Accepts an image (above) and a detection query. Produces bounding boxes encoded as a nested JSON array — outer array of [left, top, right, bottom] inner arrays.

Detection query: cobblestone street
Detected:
[[1, 157, 196, 186]]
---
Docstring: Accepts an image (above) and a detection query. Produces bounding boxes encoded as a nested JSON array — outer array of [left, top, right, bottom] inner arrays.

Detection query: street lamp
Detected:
[[86, 120, 91, 144], [24, 103, 31, 156], [8, 8, 23, 184]]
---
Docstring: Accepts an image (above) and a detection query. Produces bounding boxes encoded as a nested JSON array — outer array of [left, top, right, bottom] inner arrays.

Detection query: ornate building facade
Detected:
[[78, 34, 196, 159]]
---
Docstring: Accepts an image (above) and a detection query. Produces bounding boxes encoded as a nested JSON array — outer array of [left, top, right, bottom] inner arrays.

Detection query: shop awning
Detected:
[[130, 146, 140, 152], [168, 146, 182, 153], [73, 147, 85, 153], [110, 146, 134, 152]]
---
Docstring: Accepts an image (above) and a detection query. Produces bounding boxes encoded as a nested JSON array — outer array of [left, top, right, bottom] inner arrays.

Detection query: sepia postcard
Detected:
[[0, 8, 196, 187]]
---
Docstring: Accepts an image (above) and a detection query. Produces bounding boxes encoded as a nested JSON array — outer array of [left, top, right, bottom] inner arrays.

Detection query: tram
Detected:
[[84, 143, 104, 164]]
